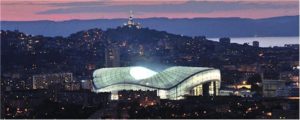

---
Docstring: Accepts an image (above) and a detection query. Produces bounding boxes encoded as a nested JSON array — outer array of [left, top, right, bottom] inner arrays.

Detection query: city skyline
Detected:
[[1, 0, 299, 21], [1, 0, 299, 119]]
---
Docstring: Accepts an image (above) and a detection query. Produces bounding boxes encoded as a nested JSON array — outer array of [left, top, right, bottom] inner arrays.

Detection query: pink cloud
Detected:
[[1, 0, 298, 21]]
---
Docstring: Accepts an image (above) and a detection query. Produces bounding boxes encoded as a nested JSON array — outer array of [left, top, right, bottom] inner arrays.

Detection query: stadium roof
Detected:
[[93, 66, 214, 90]]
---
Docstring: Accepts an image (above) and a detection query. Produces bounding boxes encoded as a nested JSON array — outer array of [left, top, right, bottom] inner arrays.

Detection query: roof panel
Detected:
[[93, 66, 213, 89]]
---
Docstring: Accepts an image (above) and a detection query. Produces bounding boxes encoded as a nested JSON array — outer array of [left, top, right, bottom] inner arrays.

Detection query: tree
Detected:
[[247, 74, 263, 96]]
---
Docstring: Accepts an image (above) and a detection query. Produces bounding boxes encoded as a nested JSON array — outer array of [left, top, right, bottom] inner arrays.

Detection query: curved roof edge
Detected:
[[93, 67, 220, 90]]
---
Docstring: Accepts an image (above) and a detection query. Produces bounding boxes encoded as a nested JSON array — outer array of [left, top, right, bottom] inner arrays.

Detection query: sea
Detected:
[[208, 36, 299, 47]]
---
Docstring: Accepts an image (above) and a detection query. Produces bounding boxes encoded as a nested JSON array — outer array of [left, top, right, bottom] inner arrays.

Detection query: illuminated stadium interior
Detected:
[[92, 66, 221, 100], [129, 66, 157, 80]]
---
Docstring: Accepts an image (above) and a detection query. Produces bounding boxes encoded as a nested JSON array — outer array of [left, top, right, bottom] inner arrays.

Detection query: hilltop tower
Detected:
[[127, 10, 134, 26], [123, 10, 142, 29]]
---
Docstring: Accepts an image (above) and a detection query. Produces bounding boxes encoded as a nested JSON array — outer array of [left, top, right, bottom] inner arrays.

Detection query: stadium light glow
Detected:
[[130, 66, 157, 80], [93, 66, 221, 100]]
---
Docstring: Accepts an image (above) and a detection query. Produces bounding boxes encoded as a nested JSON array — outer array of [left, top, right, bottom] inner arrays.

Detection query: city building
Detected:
[[238, 64, 257, 72], [105, 44, 120, 67], [32, 73, 73, 89], [219, 89, 234, 96], [222, 81, 252, 97], [64, 82, 81, 91], [81, 80, 93, 90], [262, 79, 285, 97], [92, 66, 221, 100], [276, 82, 299, 97], [219, 37, 231, 44], [284, 44, 299, 49], [253, 41, 259, 47], [280, 71, 299, 82]]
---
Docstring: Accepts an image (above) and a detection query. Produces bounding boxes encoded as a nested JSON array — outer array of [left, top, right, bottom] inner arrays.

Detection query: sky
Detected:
[[1, 0, 299, 21]]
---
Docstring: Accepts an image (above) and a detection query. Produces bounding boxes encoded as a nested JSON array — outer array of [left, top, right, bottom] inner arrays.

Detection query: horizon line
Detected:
[[1, 15, 298, 22]]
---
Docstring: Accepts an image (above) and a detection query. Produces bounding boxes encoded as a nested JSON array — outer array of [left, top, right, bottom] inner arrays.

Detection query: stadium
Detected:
[[92, 66, 221, 100]]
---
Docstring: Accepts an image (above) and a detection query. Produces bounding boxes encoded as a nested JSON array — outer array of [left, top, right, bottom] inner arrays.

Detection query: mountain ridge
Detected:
[[1, 15, 299, 37]]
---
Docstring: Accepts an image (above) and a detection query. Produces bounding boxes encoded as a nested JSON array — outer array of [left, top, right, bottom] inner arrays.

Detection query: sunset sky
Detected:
[[1, 0, 299, 21]]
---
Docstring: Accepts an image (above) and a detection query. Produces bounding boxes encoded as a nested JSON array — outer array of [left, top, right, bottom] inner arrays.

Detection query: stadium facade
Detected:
[[92, 66, 221, 100]]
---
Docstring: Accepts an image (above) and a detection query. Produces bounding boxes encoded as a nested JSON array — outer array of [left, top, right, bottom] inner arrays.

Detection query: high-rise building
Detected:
[[105, 45, 120, 67], [253, 41, 259, 47]]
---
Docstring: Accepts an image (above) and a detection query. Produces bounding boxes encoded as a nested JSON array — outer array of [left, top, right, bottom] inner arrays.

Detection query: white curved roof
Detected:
[[93, 66, 215, 90]]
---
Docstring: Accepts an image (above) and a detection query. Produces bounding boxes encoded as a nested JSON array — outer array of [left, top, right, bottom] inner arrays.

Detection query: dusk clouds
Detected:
[[1, 0, 299, 21]]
